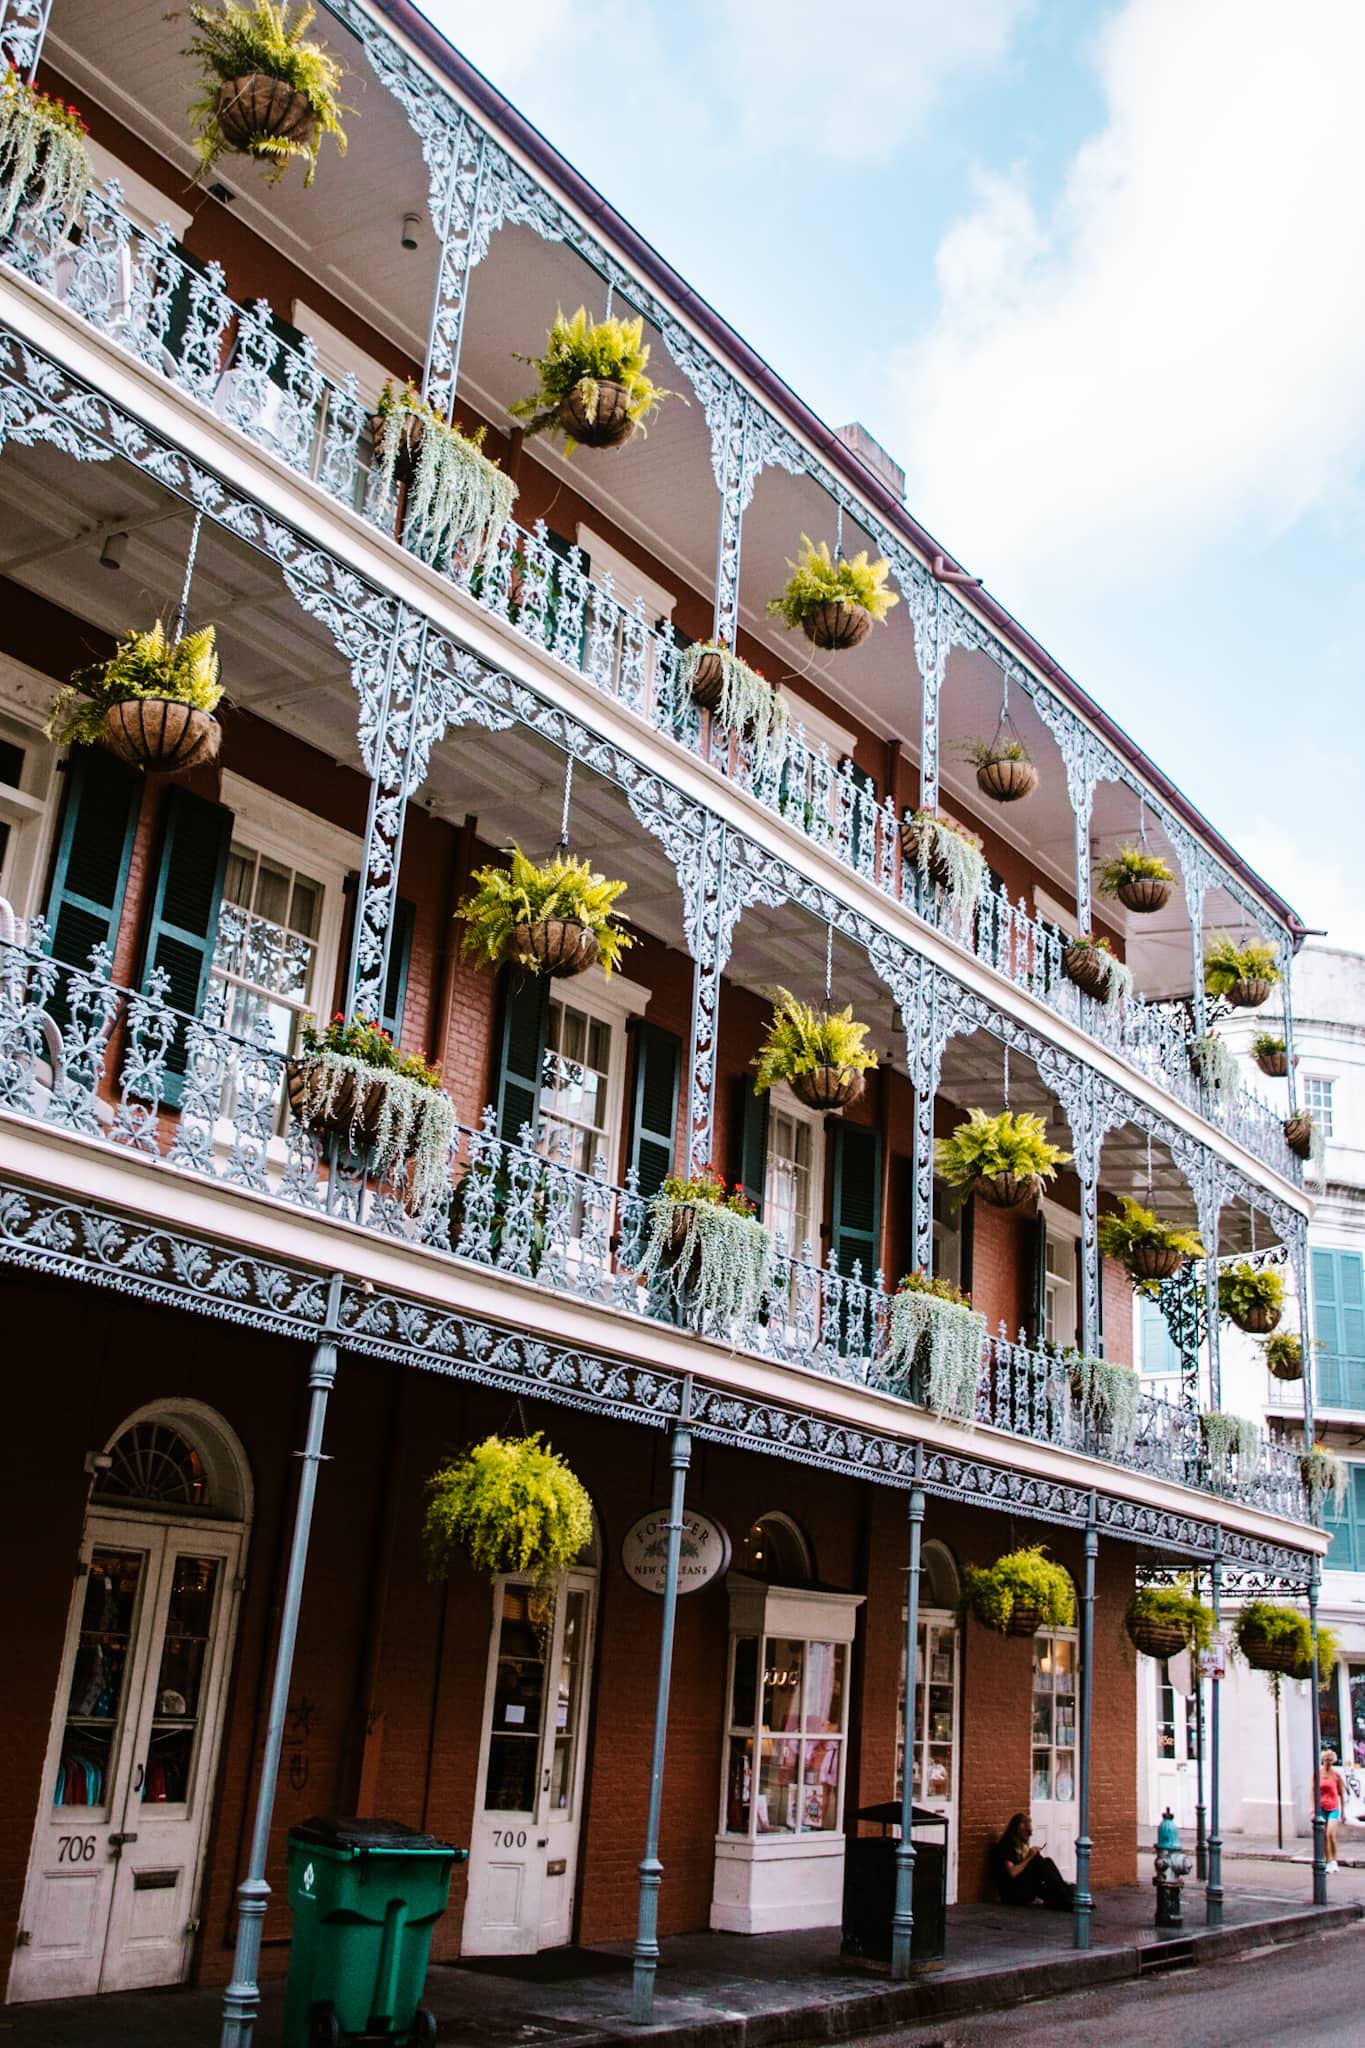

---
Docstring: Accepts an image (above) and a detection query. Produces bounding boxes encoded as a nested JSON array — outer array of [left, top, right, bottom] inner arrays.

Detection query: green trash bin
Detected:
[[285, 1816, 464, 2047]]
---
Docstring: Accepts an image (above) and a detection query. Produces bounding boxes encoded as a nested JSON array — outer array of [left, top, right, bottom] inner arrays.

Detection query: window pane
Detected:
[[763, 1640, 803, 1733], [143, 1555, 221, 1804], [757, 1737, 800, 1833], [56, 1548, 147, 1810], [802, 1642, 845, 1733], [799, 1739, 841, 1829], [731, 1636, 759, 1730]]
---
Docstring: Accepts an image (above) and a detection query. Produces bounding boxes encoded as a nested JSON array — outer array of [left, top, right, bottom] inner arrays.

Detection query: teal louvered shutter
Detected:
[[830, 1122, 882, 1282], [379, 896, 415, 1046], [627, 1021, 681, 1200], [1312, 1248, 1365, 1409], [494, 968, 548, 1146], [44, 749, 140, 973], [1321, 1465, 1358, 1571], [736, 1085, 769, 1218], [140, 788, 232, 1106], [1026, 1213, 1048, 1347], [958, 1191, 976, 1297]]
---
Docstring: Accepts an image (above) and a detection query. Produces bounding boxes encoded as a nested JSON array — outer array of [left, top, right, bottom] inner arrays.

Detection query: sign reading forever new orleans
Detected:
[[622, 1510, 731, 1595]]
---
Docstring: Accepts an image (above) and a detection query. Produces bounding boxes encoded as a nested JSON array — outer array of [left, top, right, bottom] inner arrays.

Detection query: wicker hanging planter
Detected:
[[1125, 1243, 1189, 1282], [286, 1057, 387, 1150], [557, 377, 635, 449], [1227, 976, 1273, 1008], [975, 757, 1038, 803], [1257, 1048, 1289, 1078], [1004, 1600, 1044, 1638], [1126, 1614, 1193, 1661], [1116, 876, 1172, 914], [1063, 944, 1111, 999], [688, 649, 726, 710], [512, 918, 599, 978], [103, 699, 221, 774], [1238, 1623, 1302, 1676], [1231, 1301, 1281, 1335], [1266, 1340, 1304, 1384], [799, 600, 872, 651], [791, 1066, 865, 1113], [970, 1171, 1039, 1210], [1283, 1114, 1314, 1159], [897, 821, 954, 888], [214, 74, 317, 156]]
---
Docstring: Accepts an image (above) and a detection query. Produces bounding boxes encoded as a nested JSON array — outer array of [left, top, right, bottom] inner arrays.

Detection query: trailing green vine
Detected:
[[678, 641, 788, 781], [637, 1168, 773, 1322], [374, 381, 515, 575], [0, 66, 89, 237], [881, 1271, 985, 1422], [1190, 1032, 1240, 1097], [1201, 1408, 1261, 1479]]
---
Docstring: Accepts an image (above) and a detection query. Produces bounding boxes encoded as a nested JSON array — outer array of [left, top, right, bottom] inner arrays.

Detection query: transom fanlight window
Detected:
[[736, 1512, 813, 1584], [94, 1421, 210, 1509]]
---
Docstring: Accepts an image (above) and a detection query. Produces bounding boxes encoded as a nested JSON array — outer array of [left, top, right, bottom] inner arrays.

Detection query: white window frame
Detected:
[[541, 969, 649, 1184], [0, 657, 62, 925], [1034, 885, 1078, 939], [1040, 1197, 1080, 1352], [85, 138, 193, 242], [1303, 1075, 1335, 1137], [575, 524, 676, 627], [762, 1082, 827, 1264], [782, 695, 856, 766]]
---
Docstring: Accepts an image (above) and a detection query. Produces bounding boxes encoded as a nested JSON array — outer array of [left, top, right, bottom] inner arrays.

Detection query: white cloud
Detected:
[[1235, 817, 1365, 953], [414, 0, 585, 91], [893, 0, 1365, 590]]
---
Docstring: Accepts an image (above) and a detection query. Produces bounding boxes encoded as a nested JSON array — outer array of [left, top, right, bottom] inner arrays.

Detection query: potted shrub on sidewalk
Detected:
[[1252, 1031, 1289, 1079], [458, 845, 633, 981], [751, 987, 878, 1112], [879, 1270, 985, 1422], [678, 642, 788, 781], [1217, 1261, 1284, 1334], [964, 1545, 1075, 1638], [1204, 934, 1281, 1010], [1098, 846, 1175, 915], [1096, 1196, 1204, 1282], [636, 1166, 772, 1324], [767, 535, 900, 651], [964, 735, 1037, 804], [182, 1, 349, 186], [287, 1012, 457, 1216], [934, 1107, 1070, 1210], [1125, 1582, 1212, 1661], [424, 1433, 594, 1595], [512, 306, 677, 452], [371, 380, 515, 574], [0, 66, 90, 237], [47, 620, 224, 773], [1062, 932, 1132, 1008]]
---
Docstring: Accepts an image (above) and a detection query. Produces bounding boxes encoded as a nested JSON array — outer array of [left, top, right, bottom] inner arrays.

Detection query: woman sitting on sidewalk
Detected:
[[990, 1813, 1075, 1910]]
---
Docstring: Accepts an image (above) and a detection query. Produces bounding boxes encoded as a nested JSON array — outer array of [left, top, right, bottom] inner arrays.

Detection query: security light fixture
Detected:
[[99, 530, 127, 571], [401, 212, 421, 251]]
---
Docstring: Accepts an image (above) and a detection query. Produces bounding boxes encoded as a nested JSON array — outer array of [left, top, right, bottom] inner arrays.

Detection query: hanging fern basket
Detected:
[[1230, 1301, 1281, 1335], [791, 1065, 865, 1112], [1125, 1243, 1189, 1282], [1239, 1621, 1302, 1676], [1116, 876, 1171, 914], [976, 757, 1038, 804], [1267, 1345, 1304, 1384], [1228, 976, 1273, 1009], [103, 699, 221, 774], [1257, 1048, 1289, 1078], [800, 600, 871, 651], [1283, 1114, 1314, 1159], [214, 74, 317, 156], [558, 377, 635, 449], [971, 1171, 1039, 1210], [425, 1435, 594, 1594], [1125, 1614, 1191, 1661], [512, 918, 599, 978]]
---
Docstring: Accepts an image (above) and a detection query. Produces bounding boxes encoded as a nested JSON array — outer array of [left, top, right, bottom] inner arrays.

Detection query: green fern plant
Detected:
[[963, 1545, 1075, 1635], [181, 2, 349, 185], [752, 989, 878, 1095], [1125, 1582, 1212, 1654], [1234, 1600, 1322, 1676], [511, 307, 677, 451], [1204, 933, 1281, 997], [880, 1271, 984, 1420], [457, 845, 633, 976], [767, 536, 900, 631], [1251, 1032, 1286, 1060], [424, 1434, 594, 1595], [1096, 1197, 1204, 1264], [934, 1108, 1071, 1192], [1097, 846, 1175, 893], [46, 621, 223, 747], [1216, 1262, 1285, 1327], [964, 735, 1030, 767]]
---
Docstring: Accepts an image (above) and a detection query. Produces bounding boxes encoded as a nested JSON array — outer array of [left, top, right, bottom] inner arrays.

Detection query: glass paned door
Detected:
[[1031, 1632, 1078, 1880], [896, 1613, 959, 1901], [463, 1571, 597, 1956]]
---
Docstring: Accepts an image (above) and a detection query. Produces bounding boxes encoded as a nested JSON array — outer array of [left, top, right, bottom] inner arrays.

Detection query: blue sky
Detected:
[[420, 0, 1364, 946]]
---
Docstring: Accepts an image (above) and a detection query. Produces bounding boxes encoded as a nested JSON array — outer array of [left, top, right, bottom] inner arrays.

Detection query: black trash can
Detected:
[[841, 1800, 948, 1964]]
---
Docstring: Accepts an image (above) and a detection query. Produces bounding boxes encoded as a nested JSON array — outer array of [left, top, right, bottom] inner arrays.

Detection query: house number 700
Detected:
[[492, 1829, 528, 1848]]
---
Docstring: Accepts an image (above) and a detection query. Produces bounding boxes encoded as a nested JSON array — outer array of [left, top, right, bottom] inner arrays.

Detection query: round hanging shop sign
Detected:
[[622, 1509, 731, 1596]]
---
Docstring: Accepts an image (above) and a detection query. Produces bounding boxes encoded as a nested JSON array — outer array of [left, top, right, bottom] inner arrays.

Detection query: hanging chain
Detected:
[[1002, 1042, 1010, 1110], [558, 752, 574, 851], [1145, 1131, 1154, 1206], [1138, 789, 1148, 850], [825, 919, 834, 1005], [1250, 1206, 1257, 1256], [834, 501, 844, 562], [173, 509, 204, 641], [603, 280, 614, 323]]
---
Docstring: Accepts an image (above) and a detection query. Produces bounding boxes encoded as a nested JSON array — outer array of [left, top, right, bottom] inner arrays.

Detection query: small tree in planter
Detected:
[[1217, 1261, 1284, 1334], [1096, 1196, 1204, 1282], [879, 1271, 985, 1422], [371, 381, 515, 575], [47, 621, 224, 773], [1125, 1582, 1212, 1661], [424, 1433, 593, 1597], [1190, 1031, 1240, 1098], [1302, 1442, 1348, 1509], [1098, 846, 1175, 915], [458, 845, 633, 981], [677, 642, 788, 782], [1252, 1031, 1289, 1079], [512, 306, 677, 452], [934, 1107, 1070, 1210], [1263, 1331, 1306, 1383], [0, 66, 90, 237], [1201, 1409, 1261, 1481], [964, 735, 1037, 804], [636, 1166, 772, 1326], [752, 987, 878, 1112], [767, 535, 899, 651], [899, 809, 986, 929], [1234, 1600, 1313, 1677], [287, 1013, 457, 1217], [182, 1, 349, 186], [964, 1545, 1075, 1638], [1204, 933, 1281, 1009], [1062, 932, 1132, 1008]]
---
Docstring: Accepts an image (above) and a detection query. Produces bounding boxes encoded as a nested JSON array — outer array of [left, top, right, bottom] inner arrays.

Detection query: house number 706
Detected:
[[57, 1836, 96, 1862]]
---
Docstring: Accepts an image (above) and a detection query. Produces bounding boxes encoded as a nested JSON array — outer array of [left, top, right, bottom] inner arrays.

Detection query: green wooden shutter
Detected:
[[140, 787, 232, 1106], [1026, 1214, 1048, 1347], [1312, 1249, 1365, 1409], [959, 1191, 976, 1297], [494, 968, 548, 1146], [44, 750, 140, 972], [830, 1122, 882, 1281], [379, 897, 415, 1045], [627, 1021, 681, 1200], [736, 1084, 770, 1219]]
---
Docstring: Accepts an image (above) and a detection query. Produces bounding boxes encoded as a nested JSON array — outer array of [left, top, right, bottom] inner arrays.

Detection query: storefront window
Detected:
[[722, 1606, 853, 1839], [1351, 1666, 1365, 1768], [1032, 1634, 1077, 1803]]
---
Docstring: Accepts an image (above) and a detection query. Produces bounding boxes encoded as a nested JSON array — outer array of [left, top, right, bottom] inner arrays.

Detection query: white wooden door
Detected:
[[10, 1515, 242, 2002], [1150, 1662, 1200, 1829], [900, 1611, 960, 1902], [462, 1572, 596, 1955], [1031, 1630, 1078, 1881]]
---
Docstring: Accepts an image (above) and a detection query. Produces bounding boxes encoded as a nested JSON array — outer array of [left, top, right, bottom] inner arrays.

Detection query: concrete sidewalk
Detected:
[[0, 1858, 1357, 2048]]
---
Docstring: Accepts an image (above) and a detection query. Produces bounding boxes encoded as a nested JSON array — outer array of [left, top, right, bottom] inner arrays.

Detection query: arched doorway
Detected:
[[462, 1518, 601, 1955], [900, 1540, 963, 1900], [10, 1402, 251, 2003]]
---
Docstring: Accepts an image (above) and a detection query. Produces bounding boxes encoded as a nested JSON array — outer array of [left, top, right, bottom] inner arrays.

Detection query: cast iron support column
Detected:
[[685, 819, 726, 1176], [631, 1384, 693, 2024], [1202, 1203, 1223, 1415], [1310, 1560, 1328, 1903], [710, 384, 750, 653], [1280, 933, 1299, 1116], [344, 610, 429, 1021], [891, 1450, 926, 1979], [1073, 1501, 1097, 1949], [1194, 1644, 1208, 1880], [221, 1273, 343, 2048], [917, 584, 946, 814], [0, 0, 53, 78], [1206, 1548, 1223, 1926]]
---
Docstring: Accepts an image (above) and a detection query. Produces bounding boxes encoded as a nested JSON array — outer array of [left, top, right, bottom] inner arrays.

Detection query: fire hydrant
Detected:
[[1154, 1807, 1192, 1928]]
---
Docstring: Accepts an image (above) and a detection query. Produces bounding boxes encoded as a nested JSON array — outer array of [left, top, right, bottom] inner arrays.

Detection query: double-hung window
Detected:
[[764, 1093, 822, 1261], [1304, 1076, 1335, 1136], [210, 846, 323, 1057], [540, 999, 613, 1175]]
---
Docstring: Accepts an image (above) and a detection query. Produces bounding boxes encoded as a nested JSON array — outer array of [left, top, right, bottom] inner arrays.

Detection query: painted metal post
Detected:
[[1194, 1651, 1208, 1880], [684, 819, 726, 1176], [1206, 1548, 1223, 1927], [710, 385, 750, 653], [1279, 934, 1299, 1116], [0, 0, 54, 79], [1202, 1205, 1223, 1415], [221, 1273, 344, 2048], [1309, 1560, 1328, 1904], [343, 610, 429, 1022], [1073, 1502, 1097, 1950], [891, 1450, 925, 1979], [631, 1384, 693, 2024]]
